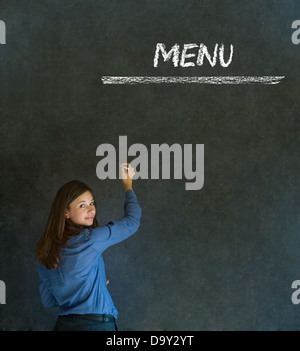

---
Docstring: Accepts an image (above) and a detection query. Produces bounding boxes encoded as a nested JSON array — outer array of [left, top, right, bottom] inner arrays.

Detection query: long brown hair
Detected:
[[35, 180, 99, 270]]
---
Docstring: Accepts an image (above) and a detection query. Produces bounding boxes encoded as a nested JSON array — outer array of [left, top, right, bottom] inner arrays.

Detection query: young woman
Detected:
[[35, 163, 141, 331]]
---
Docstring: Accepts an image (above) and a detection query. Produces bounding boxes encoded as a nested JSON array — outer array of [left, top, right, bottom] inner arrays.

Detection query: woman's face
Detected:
[[65, 191, 96, 226]]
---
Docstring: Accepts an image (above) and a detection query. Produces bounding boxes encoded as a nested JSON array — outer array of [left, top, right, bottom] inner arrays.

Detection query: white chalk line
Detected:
[[101, 76, 285, 85]]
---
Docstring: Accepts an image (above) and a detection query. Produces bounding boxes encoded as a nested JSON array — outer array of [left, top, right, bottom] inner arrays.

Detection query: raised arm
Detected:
[[120, 162, 135, 192], [90, 163, 141, 253]]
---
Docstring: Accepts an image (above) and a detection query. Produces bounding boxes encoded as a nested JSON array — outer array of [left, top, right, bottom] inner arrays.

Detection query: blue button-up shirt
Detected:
[[36, 190, 141, 319]]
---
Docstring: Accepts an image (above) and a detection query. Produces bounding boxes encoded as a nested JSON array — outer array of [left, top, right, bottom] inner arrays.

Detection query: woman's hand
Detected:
[[120, 163, 135, 192]]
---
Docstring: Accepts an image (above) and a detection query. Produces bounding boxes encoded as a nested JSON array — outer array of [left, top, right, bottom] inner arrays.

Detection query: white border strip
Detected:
[[101, 76, 285, 85]]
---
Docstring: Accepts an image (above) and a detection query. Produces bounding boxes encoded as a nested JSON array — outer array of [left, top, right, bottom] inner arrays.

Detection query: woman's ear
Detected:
[[65, 210, 70, 219]]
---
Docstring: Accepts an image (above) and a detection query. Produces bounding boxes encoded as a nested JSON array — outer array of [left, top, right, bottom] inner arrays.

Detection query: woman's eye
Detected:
[[80, 204, 85, 208], [90, 202, 95, 206]]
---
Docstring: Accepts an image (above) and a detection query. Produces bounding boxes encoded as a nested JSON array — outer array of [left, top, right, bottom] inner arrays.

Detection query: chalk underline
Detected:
[[101, 76, 285, 85]]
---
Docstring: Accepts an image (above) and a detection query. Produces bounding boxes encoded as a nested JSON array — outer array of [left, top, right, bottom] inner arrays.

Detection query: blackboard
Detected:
[[0, 0, 300, 331]]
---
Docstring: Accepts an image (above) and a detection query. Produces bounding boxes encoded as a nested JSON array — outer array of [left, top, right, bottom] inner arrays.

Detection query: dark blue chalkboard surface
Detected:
[[0, 0, 299, 331]]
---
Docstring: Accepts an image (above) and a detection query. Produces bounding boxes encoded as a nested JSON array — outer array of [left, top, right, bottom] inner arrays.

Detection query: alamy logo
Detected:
[[0, 280, 6, 304], [291, 20, 300, 45], [0, 20, 6, 44], [291, 280, 300, 304], [96, 136, 204, 190]]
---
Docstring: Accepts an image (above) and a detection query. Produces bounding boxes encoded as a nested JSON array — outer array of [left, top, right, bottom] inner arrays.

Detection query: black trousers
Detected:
[[53, 314, 118, 331]]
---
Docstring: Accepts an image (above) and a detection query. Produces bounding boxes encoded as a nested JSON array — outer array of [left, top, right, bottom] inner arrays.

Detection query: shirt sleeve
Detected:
[[39, 279, 58, 308], [91, 189, 142, 253]]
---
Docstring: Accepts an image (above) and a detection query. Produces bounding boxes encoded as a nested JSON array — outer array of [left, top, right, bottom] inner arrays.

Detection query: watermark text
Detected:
[[0, 280, 6, 304], [0, 20, 5, 44], [291, 20, 300, 45], [96, 136, 204, 191]]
